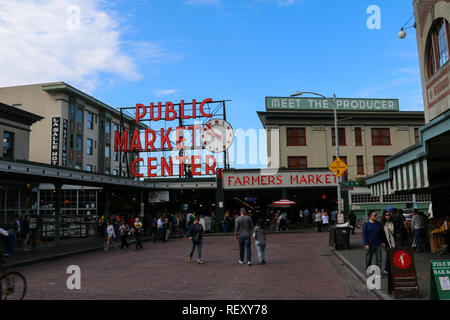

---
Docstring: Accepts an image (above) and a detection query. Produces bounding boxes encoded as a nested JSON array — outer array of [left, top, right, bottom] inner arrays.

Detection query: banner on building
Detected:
[[223, 171, 338, 190], [50, 117, 61, 166], [61, 118, 68, 167], [266, 97, 399, 111]]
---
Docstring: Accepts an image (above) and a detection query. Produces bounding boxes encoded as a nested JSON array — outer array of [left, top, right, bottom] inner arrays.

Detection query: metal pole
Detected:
[[333, 94, 342, 217]]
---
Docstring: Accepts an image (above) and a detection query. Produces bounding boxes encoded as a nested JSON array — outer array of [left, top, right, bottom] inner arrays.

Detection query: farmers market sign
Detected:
[[266, 97, 399, 111]]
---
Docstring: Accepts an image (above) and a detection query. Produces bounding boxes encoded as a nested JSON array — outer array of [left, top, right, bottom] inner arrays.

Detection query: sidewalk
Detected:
[[332, 231, 450, 300]]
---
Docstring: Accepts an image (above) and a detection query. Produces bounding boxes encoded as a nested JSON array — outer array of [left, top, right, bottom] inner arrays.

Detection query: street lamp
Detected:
[[290, 91, 344, 220]]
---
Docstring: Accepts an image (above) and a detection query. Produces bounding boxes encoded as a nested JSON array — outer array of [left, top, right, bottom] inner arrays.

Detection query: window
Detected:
[[86, 165, 93, 172], [373, 156, 390, 173], [331, 128, 346, 146], [86, 139, 93, 155], [2, 131, 14, 158], [70, 105, 75, 120], [113, 170, 118, 176], [426, 19, 449, 77], [113, 123, 118, 134], [76, 108, 83, 124], [105, 121, 111, 135], [75, 165, 81, 170], [105, 144, 110, 159], [113, 150, 118, 161], [287, 128, 306, 146], [357, 156, 364, 175], [355, 127, 363, 146], [371, 128, 391, 146], [76, 135, 82, 152], [105, 169, 110, 175], [414, 128, 420, 144], [87, 112, 94, 130], [288, 156, 307, 169]]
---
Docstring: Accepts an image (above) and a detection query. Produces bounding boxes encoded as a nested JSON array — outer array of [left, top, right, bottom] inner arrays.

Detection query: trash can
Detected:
[[335, 227, 351, 250], [6, 231, 16, 254]]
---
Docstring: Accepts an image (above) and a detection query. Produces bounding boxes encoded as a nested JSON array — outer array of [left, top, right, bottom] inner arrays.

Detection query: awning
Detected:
[[392, 157, 429, 192], [368, 157, 430, 197]]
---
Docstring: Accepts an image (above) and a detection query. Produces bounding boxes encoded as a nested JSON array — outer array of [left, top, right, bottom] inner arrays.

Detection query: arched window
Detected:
[[426, 18, 449, 78]]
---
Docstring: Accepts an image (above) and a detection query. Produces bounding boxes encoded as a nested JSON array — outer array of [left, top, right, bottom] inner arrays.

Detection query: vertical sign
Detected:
[[61, 118, 68, 167], [388, 248, 420, 298], [50, 117, 61, 166], [430, 260, 450, 300]]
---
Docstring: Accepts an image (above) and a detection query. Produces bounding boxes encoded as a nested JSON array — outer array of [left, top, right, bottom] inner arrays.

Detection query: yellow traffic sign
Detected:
[[328, 157, 348, 177]]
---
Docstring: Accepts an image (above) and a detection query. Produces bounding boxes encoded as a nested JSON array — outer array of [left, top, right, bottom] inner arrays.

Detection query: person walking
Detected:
[[156, 215, 164, 243], [235, 208, 254, 266], [164, 216, 170, 242], [315, 209, 322, 232], [330, 207, 337, 226], [412, 210, 427, 253], [321, 211, 330, 232], [253, 218, 267, 265], [187, 217, 205, 264], [303, 207, 310, 224], [381, 211, 396, 276], [362, 211, 387, 274], [390, 207, 409, 248], [118, 220, 130, 250], [105, 221, 117, 251], [21, 216, 31, 251], [129, 217, 144, 250], [348, 211, 357, 235]]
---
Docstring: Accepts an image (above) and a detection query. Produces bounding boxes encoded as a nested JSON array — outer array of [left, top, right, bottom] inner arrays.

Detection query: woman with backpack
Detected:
[[187, 217, 205, 264], [253, 218, 267, 265], [381, 211, 397, 275]]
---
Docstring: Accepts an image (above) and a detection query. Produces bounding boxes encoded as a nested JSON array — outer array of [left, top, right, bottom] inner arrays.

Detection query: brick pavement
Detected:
[[17, 232, 379, 300]]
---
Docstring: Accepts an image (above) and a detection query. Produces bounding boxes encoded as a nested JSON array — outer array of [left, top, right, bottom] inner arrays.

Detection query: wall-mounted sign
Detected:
[[50, 117, 61, 166], [266, 97, 399, 111], [61, 118, 68, 167], [223, 171, 338, 190], [148, 191, 170, 203], [430, 260, 450, 300], [388, 248, 420, 299]]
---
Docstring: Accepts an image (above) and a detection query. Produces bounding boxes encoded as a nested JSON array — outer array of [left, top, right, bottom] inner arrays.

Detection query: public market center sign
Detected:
[[266, 97, 399, 111]]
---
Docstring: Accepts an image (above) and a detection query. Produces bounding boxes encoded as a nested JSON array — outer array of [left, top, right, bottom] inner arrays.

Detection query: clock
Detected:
[[201, 119, 234, 153]]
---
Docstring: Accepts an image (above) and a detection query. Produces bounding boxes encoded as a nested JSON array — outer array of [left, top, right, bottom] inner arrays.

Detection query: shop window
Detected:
[[331, 128, 346, 146], [355, 127, 363, 146], [371, 128, 391, 146], [373, 155, 390, 173], [287, 156, 307, 169], [426, 19, 449, 78], [2, 131, 14, 158], [357, 156, 364, 175], [287, 128, 306, 146]]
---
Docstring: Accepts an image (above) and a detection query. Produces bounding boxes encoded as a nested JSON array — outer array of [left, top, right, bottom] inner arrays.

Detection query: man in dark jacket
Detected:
[[187, 217, 205, 264], [348, 211, 357, 235], [235, 208, 254, 266], [362, 211, 387, 274]]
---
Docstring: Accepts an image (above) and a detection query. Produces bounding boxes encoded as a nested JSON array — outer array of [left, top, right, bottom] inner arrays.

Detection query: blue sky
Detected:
[[0, 0, 422, 168]]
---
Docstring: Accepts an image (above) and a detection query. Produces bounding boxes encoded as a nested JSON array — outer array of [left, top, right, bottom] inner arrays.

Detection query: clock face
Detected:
[[201, 119, 234, 153]]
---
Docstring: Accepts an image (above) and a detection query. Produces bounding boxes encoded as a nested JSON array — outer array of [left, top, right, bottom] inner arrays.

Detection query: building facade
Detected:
[[0, 82, 145, 176], [258, 97, 425, 181], [367, 0, 450, 219]]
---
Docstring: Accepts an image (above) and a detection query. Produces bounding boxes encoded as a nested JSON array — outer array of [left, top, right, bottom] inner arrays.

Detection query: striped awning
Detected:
[[369, 157, 429, 197], [370, 180, 391, 197], [392, 157, 429, 192]]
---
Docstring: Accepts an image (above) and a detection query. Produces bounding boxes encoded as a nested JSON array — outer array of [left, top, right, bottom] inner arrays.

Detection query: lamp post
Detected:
[[290, 91, 343, 219]]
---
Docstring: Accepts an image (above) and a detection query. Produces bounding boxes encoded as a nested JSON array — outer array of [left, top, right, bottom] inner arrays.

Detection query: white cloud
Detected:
[[0, 0, 164, 92], [186, 0, 221, 6], [156, 89, 177, 97]]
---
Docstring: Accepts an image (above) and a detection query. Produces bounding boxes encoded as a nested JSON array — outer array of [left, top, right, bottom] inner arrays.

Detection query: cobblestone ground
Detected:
[[19, 232, 378, 300]]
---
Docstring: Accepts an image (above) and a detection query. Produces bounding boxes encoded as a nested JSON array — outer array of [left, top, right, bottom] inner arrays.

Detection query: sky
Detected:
[[0, 0, 422, 169]]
